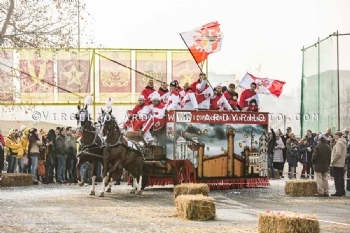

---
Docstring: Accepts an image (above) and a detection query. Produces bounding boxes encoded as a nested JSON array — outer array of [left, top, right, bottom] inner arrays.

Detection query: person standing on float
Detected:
[[239, 82, 259, 111]]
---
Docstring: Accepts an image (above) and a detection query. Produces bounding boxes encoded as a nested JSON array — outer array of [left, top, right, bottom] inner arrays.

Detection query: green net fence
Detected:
[[301, 32, 350, 135]]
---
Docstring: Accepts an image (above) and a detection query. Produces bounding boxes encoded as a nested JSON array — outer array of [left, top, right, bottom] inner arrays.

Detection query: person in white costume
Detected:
[[165, 81, 180, 111], [190, 73, 213, 110], [180, 82, 198, 110], [210, 83, 233, 111]]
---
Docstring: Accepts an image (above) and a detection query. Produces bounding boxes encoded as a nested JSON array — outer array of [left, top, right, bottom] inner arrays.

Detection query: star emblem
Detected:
[[64, 65, 84, 86]]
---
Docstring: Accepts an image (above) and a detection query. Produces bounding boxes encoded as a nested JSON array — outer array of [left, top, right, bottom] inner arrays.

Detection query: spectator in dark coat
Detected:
[[312, 135, 331, 196], [306, 130, 315, 179], [267, 128, 276, 178]]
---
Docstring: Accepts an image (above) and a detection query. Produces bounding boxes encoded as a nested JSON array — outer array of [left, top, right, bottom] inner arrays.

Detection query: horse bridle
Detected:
[[77, 109, 100, 149], [102, 113, 123, 147]]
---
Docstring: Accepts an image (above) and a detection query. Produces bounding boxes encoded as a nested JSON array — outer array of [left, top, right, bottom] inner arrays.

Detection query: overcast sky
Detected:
[[83, 0, 350, 95]]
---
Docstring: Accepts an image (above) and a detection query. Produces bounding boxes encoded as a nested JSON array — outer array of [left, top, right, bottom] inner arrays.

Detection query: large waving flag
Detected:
[[180, 22, 224, 64], [238, 73, 286, 97]]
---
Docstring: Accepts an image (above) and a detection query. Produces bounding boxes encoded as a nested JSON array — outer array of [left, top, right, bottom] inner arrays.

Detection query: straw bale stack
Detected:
[[175, 194, 216, 221], [285, 180, 317, 196], [174, 183, 209, 198], [0, 173, 33, 187], [258, 211, 320, 233]]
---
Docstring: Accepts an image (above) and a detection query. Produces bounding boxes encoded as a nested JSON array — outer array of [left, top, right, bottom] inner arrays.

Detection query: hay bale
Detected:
[[267, 169, 280, 179], [0, 173, 33, 187], [285, 180, 317, 196], [175, 194, 216, 221], [258, 211, 320, 233], [174, 183, 209, 198]]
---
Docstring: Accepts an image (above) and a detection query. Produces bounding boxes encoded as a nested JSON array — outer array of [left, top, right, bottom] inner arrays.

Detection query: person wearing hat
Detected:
[[141, 79, 156, 105], [149, 92, 166, 133], [180, 82, 198, 110], [190, 73, 213, 110], [312, 134, 332, 196], [210, 83, 233, 111], [123, 95, 154, 143], [5, 129, 23, 173], [330, 131, 347, 196], [239, 82, 259, 111], [165, 81, 180, 111], [158, 82, 170, 104]]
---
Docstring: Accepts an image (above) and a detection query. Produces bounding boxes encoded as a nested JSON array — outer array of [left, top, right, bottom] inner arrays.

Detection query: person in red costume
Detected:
[[158, 82, 170, 104], [165, 81, 180, 110], [141, 79, 156, 105], [149, 92, 166, 132], [239, 82, 259, 111], [210, 83, 233, 111], [173, 80, 185, 101], [123, 95, 154, 143], [246, 99, 259, 112], [224, 83, 240, 109], [190, 73, 213, 110]]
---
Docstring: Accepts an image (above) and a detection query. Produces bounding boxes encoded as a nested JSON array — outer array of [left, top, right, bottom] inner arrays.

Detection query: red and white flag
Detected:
[[238, 73, 286, 97], [180, 21, 224, 64]]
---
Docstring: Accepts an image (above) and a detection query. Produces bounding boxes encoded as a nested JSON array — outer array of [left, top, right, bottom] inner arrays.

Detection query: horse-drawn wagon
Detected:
[[125, 110, 270, 190]]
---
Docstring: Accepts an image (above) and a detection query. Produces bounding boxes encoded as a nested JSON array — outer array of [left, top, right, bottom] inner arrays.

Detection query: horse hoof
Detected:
[[106, 188, 111, 193], [130, 190, 136, 194], [136, 190, 142, 195], [90, 191, 95, 195], [99, 193, 104, 197], [78, 182, 84, 187]]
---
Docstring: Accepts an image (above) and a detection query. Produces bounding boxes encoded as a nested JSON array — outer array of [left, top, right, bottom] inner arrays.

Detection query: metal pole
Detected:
[[78, 0, 80, 50], [317, 37, 320, 132], [337, 30, 340, 130], [92, 49, 96, 120], [300, 46, 304, 137]]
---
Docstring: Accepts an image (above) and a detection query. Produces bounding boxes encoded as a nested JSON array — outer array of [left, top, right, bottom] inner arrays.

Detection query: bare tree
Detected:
[[0, 0, 94, 48]]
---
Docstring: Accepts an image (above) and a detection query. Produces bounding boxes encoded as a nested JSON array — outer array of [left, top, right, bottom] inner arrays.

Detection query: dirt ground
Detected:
[[1, 178, 350, 233]]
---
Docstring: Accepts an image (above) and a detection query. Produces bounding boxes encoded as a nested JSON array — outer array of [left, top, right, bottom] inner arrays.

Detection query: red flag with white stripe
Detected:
[[180, 22, 224, 64], [238, 73, 286, 97]]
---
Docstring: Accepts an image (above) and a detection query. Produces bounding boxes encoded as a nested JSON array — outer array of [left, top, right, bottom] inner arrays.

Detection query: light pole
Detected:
[[77, 0, 80, 50]]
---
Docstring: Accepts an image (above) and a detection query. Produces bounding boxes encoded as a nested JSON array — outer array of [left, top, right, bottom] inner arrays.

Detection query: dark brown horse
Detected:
[[75, 104, 109, 195], [99, 108, 144, 196]]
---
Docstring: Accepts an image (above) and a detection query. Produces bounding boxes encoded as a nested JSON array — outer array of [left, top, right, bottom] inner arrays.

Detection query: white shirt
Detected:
[[181, 90, 198, 110]]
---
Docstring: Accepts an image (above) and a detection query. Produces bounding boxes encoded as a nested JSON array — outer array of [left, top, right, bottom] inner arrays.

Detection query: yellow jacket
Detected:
[[6, 136, 24, 157], [21, 135, 29, 157]]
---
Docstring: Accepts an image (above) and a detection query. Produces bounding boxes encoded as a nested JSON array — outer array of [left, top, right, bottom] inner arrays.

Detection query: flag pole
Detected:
[[179, 33, 203, 72], [179, 33, 214, 89]]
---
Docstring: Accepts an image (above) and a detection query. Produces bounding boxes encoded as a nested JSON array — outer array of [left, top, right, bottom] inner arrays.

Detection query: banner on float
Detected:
[[19, 50, 54, 102], [99, 51, 132, 103]]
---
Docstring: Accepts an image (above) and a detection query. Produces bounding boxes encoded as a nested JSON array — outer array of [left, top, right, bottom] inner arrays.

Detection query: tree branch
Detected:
[[0, 0, 14, 46]]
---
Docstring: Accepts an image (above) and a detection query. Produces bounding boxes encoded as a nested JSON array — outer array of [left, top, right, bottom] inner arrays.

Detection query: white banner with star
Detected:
[[57, 51, 91, 102]]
